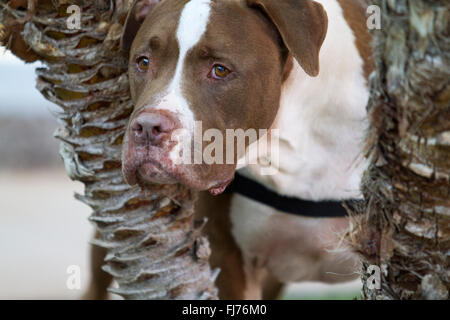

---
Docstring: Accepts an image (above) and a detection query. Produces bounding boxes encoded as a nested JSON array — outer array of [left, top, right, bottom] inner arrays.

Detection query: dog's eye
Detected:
[[136, 56, 150, 72], [211, 64, 230, 79]]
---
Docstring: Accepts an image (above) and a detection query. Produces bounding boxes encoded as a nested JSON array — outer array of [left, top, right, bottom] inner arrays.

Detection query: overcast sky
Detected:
[[0, 49, 57, 117]]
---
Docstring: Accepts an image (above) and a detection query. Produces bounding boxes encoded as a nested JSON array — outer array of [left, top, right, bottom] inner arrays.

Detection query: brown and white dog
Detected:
[[86, 0, 373, 300]]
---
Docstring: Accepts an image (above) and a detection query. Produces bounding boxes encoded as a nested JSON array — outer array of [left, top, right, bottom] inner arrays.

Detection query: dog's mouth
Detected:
[[123, 155, 234, 195], [122, 122, 236, 195], [123, 156, 177, 187], [137, 161, 178, 185]]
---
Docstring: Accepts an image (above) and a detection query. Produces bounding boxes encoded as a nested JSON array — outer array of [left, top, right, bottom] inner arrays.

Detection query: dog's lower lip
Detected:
[[137, 161, 176, 184], [209, 178, 233, 196]]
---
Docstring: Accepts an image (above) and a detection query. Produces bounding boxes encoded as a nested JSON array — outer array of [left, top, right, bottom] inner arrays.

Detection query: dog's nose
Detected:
[[131, 112, 175, 146]]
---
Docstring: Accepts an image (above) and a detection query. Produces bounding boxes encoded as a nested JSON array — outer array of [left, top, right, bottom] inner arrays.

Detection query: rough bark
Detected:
[[348, 0, 449, 300], [0, 0, 218, 299]]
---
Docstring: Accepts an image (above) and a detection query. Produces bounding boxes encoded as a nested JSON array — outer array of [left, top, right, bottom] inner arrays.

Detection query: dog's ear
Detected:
[[247, 0, 328, 77], [121, 0, 160, 51]]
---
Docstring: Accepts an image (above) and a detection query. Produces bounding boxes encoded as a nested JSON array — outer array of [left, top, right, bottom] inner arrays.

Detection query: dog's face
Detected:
[[121, 0, 327, 194]]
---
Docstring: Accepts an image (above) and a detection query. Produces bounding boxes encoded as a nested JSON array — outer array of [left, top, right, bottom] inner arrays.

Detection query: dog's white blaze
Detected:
[[163, 0, 212, 162], [176, 0, 212, 57]]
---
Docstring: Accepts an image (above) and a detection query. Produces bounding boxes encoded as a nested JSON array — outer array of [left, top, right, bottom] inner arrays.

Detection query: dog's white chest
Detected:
[[230, 194, 360, 284]]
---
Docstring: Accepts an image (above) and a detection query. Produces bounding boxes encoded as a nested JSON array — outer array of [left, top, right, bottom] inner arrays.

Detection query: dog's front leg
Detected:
[[82, 231, 113, 300], [196, 192, 252, 299]]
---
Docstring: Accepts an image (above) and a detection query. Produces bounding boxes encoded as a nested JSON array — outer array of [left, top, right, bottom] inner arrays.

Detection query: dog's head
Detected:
[[121, 0, 327, 194]]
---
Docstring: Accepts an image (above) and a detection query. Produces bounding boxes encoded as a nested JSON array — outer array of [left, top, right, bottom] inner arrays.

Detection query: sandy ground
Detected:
[[0, 169, 94, 299], [0, 169, 361, 299]]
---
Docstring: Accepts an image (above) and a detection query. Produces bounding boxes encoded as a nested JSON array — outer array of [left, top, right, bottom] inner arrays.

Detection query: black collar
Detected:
[[226, 173, 360, 218]]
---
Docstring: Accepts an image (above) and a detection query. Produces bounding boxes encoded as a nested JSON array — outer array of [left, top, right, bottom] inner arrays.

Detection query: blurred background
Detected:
[[0, 49, 361, 300]]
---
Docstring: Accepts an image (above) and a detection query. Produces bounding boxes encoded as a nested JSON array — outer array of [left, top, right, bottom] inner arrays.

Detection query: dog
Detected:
[[85, 0, 373, 300]]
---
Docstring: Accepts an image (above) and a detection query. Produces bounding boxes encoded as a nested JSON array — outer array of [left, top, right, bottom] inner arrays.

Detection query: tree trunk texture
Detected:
[[0, 0, 218, 299], [349, 0, 449, 299]]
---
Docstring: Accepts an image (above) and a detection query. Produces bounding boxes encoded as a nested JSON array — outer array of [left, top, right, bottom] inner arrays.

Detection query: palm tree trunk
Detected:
[[0, 0, 218, 299], [349, 0, 449, 299]]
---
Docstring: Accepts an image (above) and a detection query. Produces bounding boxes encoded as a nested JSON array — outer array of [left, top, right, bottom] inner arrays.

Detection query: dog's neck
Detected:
[[241, 0, 370, 201]]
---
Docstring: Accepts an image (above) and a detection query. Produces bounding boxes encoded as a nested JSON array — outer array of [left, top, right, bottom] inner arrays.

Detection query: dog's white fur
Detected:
[[231, 0, 369, 298], [164, 0, 212, 163]]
